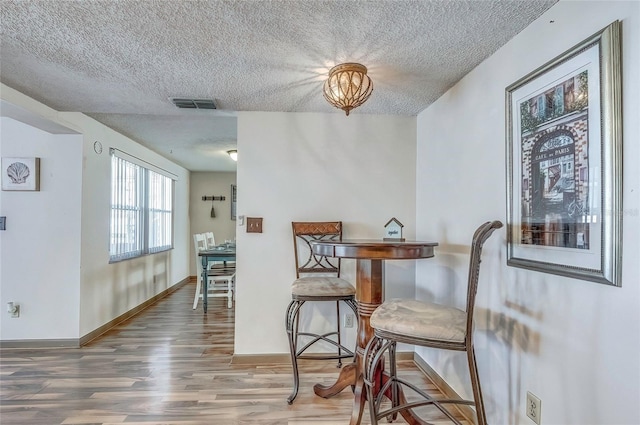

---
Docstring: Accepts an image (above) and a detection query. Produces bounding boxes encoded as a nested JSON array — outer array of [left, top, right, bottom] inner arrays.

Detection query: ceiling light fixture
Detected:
[[227, 150, 238, 161], [323, 63, 373, 116]]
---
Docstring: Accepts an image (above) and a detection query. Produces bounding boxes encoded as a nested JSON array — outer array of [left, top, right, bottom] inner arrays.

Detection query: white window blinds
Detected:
[[110, 150, 174, 262], [148, 169, 173, 253]]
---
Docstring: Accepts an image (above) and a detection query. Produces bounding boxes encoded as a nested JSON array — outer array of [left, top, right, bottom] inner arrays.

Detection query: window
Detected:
[[148, 170, 173, 253], [110, 151, 174, 262]]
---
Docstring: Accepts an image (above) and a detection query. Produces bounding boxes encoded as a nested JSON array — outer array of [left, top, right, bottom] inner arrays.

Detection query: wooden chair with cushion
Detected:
[[363, 220, 503, 425], [285, 221, 358, 404]]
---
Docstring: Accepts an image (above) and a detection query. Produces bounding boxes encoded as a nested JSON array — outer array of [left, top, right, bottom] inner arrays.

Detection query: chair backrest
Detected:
[[193, 234, 207, 278], [465, 220, 503, 342], [292, 221, 343, 279], [194, 233, 207, 251], [204, 232, 216, 249]]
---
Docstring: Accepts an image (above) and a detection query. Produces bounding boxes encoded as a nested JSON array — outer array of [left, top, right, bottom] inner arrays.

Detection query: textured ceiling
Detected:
[[0, 0, 557, 171]]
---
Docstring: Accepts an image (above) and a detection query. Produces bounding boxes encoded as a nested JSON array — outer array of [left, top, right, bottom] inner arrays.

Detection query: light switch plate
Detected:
[[246, 217, 263, 233]]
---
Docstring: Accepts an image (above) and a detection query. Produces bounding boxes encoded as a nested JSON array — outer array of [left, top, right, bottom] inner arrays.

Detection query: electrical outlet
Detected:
[[344, 314, 354, 328], [526, 391, 541, 424]]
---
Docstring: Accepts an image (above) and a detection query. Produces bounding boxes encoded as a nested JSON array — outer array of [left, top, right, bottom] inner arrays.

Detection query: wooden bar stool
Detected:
[[363, 220, 502, 425], [285, 221, 358, 404]]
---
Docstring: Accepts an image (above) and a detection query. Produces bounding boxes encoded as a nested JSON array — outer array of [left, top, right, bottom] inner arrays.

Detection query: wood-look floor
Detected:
[[0, 282, 469, 425]]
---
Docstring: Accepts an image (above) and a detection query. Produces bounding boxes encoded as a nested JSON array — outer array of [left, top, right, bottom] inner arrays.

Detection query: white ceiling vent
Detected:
[[170, 98, 217, 109]]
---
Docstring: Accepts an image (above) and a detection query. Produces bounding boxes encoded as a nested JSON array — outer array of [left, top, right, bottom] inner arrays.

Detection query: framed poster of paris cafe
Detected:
[[506, 21, 622, 286]]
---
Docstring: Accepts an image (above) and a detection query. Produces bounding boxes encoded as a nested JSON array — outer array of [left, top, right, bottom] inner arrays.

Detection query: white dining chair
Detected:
[[204, 231, 216, 249], [194, 233, 208, 251], [192, 234, 235, 309]]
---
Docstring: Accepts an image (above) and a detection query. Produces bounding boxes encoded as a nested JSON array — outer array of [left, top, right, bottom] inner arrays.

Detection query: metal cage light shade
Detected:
[[323, 63, 373, 116]]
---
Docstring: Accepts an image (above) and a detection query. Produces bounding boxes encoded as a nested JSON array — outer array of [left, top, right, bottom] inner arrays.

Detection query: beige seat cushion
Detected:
[[370, 298, 466, 343], [291, 277, 355, 297]]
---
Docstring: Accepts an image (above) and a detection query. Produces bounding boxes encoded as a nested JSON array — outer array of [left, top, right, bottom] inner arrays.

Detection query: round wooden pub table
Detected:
[[311, 239, 439, 425]]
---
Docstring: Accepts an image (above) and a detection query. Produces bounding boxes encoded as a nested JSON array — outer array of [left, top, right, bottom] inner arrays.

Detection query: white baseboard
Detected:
[[0, 277, 190, 349]]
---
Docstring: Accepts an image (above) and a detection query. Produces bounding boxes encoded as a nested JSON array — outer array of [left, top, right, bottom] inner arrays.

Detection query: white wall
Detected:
[[189, 171, 237, 275], [71, 112, 190, 336], [235, 112, 417, 355], [0, 118, 82, 340], [415, 1, 639, 424], [0, 85, 191, 341]]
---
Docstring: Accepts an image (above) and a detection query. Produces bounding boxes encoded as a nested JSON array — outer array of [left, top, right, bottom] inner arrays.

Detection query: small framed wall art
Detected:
[[2, 157, 40, 191], [505, 21, 622, 286], [231, 184, 237, 220]]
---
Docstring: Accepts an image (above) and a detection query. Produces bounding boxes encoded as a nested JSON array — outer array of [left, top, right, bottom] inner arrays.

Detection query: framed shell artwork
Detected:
[[2, 157, 40, 191]]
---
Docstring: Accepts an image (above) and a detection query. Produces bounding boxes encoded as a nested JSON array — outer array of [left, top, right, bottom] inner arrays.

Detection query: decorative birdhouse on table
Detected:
[[384, 217, 404, 241]]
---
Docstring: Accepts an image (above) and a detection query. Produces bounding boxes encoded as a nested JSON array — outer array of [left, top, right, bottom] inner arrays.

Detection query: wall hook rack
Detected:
[[203, 196, 225, 218]]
